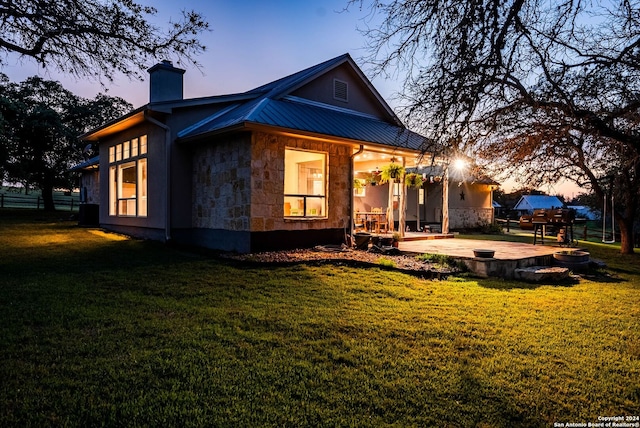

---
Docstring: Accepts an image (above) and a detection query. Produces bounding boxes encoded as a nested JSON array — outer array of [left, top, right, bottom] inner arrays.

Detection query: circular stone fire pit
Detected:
[[553, 250, 590, 271], [473, 249, 495, 258]]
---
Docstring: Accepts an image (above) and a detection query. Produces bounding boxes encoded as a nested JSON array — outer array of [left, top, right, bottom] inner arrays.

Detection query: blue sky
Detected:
[[2, 0, 391, 109]]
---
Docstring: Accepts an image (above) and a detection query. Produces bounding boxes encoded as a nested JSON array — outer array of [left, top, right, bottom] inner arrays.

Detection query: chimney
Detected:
[[148, 60, 186, 103]]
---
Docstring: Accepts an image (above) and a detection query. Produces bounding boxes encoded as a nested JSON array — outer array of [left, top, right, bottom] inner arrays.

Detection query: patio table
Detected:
[[356, 211, 387, 233]]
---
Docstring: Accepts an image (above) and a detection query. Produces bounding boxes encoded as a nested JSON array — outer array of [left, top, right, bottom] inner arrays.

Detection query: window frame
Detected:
[[108, 135, 148, 218], [283, 148, 328, 219]]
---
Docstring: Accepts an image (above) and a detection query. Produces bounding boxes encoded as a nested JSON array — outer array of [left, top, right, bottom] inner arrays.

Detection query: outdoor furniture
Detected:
[[372, 208, 387, 234], [355, 209, 388, 233]]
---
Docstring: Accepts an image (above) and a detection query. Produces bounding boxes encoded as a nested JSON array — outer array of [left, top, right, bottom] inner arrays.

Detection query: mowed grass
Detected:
[[1, 210, 639, 427]]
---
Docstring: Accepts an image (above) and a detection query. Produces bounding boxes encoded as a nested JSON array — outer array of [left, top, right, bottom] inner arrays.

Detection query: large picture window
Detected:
[[109, 135, 147, 217], [284, 148, 327, 218]]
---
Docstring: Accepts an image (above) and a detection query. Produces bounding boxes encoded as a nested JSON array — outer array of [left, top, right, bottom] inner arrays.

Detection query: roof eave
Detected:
[[79, 106, 148, 142], [177, 121, 422, 156]]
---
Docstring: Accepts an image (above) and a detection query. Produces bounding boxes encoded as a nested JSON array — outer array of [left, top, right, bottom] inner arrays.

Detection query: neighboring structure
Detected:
[[71, 155, 99, 204], [78, 54, 497, 253], [513, 195, 564, 215], [567, 205, 598, 220]]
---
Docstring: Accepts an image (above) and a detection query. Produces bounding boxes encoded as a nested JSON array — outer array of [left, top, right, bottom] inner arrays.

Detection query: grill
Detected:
[[530, 209, 576, 245]]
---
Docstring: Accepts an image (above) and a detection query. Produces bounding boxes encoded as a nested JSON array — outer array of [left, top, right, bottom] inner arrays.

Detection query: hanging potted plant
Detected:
[[405, 173, 425, 189], [380, 163, 405, 183], [366, 172, 380, 186]]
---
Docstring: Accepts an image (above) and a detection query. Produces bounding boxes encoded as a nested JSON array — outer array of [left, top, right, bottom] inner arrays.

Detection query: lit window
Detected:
[[138, 158, 147, 216], [284, 148, 327, 218], [140, 135, 147, 155], [108, 135, 147, 217], [131, 138, 138, 157], [124, 140, 131, 159]]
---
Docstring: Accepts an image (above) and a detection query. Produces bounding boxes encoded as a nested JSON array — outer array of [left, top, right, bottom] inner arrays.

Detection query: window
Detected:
[[109, 135, 148, 217], [284, 148, 327, 218]]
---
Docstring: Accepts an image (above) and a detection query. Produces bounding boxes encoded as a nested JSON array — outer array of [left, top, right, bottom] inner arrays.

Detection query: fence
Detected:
[[0, 193, 80, 211]]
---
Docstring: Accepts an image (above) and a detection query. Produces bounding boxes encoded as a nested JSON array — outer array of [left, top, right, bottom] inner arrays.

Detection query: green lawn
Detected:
[[1, 210, 639, 427]]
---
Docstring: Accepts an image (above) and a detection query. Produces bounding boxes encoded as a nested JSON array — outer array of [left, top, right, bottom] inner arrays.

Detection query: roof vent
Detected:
[[333, 79, 348, 102]]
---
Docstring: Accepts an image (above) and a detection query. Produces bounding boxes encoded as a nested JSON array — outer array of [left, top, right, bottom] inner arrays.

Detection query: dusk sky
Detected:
[[1, 0, 582, 196], [2, 0, 388, 109]]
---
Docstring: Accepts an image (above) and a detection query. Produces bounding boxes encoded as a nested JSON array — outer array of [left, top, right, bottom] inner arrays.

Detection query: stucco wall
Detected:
[[98, 122, 166, 231]]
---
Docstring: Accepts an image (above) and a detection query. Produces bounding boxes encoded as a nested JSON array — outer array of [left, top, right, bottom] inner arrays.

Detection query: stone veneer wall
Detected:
[[250, 132, 352, 232], [192, 131, 352, 233], [449, 207, 494, 229], [192, 133, 252, 230]]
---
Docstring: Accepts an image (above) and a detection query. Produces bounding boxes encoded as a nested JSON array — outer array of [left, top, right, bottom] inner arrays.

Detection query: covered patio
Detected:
[[351, 147, 497, 237]]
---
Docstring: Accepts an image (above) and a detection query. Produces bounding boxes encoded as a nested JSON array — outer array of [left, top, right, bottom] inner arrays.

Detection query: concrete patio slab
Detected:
[[397, 236, 577, 279], [398, 237, 560, 260]]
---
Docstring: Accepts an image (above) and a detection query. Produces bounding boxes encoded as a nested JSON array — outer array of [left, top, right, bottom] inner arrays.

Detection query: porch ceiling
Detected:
[[353, 147, 424, 173]]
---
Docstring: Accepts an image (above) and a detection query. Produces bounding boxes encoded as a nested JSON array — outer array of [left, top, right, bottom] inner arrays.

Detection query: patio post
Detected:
[[442, 165, 449, 234], [399, 171, 406, 237]]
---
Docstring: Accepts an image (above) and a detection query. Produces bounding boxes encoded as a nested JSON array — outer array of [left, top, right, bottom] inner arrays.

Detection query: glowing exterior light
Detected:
[[453, 158, 467, 171]]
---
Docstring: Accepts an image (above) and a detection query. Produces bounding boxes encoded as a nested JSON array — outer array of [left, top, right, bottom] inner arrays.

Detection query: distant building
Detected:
[[567, 205, 598, 220], [513, 195, 564, 214]]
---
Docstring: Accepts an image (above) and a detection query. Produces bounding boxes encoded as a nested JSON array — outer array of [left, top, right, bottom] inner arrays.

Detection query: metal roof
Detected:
[[82, 53, 432, 153], [178, 96, 427, 150], [69, 155, 99, 172], [176, 53, 425, 149], [514, 195, 564, 210]]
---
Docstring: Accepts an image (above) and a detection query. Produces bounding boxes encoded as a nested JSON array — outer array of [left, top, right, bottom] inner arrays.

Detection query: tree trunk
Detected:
[[41, 183, 56, 211], [617, 216, 636, 255]]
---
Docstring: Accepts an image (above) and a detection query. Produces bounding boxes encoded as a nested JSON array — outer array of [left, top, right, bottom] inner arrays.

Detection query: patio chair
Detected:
[[372, 208, 387, 234]]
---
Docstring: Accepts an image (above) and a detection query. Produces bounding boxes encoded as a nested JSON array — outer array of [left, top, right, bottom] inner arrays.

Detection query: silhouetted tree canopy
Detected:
[[352, 0, 640, 253], [0, 74, 132, 210], [0, 0, 208, 81]]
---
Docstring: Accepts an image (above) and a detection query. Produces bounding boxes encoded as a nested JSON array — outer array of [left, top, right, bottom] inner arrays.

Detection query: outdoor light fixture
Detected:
[[453, 158, 467, 171]]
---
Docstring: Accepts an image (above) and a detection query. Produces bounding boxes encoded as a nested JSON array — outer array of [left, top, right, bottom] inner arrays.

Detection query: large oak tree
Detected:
[[0, 74, 132, 210], [352, 0, 640, 253]]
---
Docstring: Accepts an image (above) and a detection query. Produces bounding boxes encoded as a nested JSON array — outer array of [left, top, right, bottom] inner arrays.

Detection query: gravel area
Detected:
[[221, 245, 459, 278]]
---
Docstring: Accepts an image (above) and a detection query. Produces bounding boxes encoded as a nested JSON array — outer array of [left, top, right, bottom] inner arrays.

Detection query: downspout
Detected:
[[349, 145, 365, 241], [144, 112, 172, 242]]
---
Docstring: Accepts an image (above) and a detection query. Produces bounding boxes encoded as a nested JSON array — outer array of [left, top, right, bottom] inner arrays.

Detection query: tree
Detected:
[[351, 0, 640, 254], [0, 0, 208, 81], [0, 74, 132, 210]]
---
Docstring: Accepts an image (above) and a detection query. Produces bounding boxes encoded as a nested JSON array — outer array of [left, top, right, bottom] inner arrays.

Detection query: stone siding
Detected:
[[450, 207, 494, 229], [251, 132, 351, 232], [192, 134, 252, 230], [192, 131, 352, 233]]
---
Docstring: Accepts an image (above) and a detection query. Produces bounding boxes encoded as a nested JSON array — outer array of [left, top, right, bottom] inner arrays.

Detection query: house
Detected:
[[78, 54, 497, 253], [513, 195, 564, 215]]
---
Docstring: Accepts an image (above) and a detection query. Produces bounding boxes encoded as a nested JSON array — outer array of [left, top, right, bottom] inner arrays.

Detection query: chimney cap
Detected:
[[147, 60, 186, 75]]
